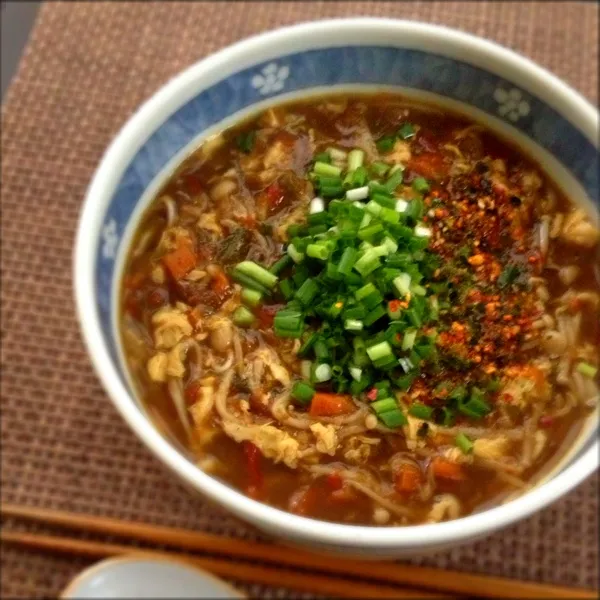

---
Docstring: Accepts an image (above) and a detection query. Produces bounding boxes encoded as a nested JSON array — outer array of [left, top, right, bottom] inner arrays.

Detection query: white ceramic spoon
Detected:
[[61, 556, 245, 599]]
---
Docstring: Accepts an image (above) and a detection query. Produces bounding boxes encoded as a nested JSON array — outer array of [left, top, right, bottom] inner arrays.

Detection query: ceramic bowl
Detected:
[[74, 18, 599, 557]]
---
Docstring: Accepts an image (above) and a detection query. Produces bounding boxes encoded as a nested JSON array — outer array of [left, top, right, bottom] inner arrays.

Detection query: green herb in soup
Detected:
[[121, 94, 599, 526]]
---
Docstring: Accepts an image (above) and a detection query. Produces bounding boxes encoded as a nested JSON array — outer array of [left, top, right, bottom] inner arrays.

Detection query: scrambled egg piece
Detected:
[[427, 494, 461, 523], [310, 423, 338, 456], [561, 209, 599, 248], [473, 436, 510, 460], [189, 385, 214, 425], [254, 347, 290, 386], [197, 212, 222, 236], [384, 140, 411, 164], [263, 140, 290, 169], [152, 306, 192, 350], [222, 422, 300, 468], [147, 352, 168, 382], [146, 343, 187, 382], [343, 436, 378, 464]]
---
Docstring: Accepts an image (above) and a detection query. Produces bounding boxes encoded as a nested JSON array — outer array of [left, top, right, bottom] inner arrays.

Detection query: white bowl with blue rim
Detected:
[[74, 18, 599, 557]]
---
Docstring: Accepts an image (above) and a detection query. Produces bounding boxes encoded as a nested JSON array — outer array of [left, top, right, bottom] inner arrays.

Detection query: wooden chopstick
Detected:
[[0, 530, 439, 599], [2, 503, 596, 599]]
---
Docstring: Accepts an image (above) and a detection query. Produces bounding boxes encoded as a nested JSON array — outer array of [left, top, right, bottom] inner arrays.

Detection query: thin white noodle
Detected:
[[212, 350, 234, 374], [345, 480, 412, 518], [167, 377, 192, 437], [162, 195, 177, 226], [214, 369, 234, 421]]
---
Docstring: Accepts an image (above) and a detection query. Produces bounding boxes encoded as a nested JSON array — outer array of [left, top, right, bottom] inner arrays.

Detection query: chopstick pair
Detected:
[[1, 503, 596, 599]]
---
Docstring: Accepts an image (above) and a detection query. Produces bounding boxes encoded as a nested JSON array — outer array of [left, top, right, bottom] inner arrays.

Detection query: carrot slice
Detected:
[[162, 238, 197, 280], [309, 393, 356, 417], [395, 464, 422, 494], [431, 457, 465, 481]]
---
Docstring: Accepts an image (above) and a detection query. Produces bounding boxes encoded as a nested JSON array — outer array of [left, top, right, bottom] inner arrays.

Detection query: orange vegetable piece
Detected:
[[431, 457, 465, 481], [162, 238, 197, 280], [212, 268, 230, 296], [309, 393, 356, 417], [395, 464, 422, 494]]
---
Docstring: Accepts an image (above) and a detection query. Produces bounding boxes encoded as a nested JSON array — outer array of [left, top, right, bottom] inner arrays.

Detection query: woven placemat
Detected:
[[1, 2, 598, 598]]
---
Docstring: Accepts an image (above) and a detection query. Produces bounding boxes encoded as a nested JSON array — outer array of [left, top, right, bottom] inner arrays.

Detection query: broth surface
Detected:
[[120, 94, 599, 526]]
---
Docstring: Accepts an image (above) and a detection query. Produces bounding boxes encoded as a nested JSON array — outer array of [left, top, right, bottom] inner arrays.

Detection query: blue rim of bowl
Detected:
[[77, 19, 599, 549]]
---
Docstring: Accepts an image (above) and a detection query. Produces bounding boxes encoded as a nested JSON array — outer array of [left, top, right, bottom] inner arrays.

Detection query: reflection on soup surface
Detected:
[[121, 94, 599, 526]]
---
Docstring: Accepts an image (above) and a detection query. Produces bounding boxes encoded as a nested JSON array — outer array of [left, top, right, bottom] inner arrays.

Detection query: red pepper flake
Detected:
[[243, 441, 263, 500], [539, 415, 554, 428], [266, 182, 285, 213], [366, 388, 378, 401]]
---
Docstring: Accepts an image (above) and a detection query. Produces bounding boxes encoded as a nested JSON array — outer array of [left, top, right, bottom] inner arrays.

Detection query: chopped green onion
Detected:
[[401, 329, 417, 351], [241, 288, 262, 308], [371, 397, 397, 414], [306, 243, 330, 261], [314, 161, 342, 177], [397, 123, 415, 140], [376, 135, 396, 153], [347, 148, 365, 171], [354, 251, 381, 276], [327, 147, 347, 162], [233, 306, 256, 327], [337, 247, 358, 276], [379, 409, 408, 428], [367, 341, 393, 363], [577, 362, 598, 378], [393, 273, 412, 297], [298, 332, 318, 358], [291, 381, 315, 405], [309, 197, 325, 213], [459, 388, 492, 419], [408, 403, 433, 420], [236, 131, 256, 153], [395, 199, 408, 213], [279, 278, 294, 300], [371, 161, 390, 178], [287, 244, 304, 264], [384, 168, 404, 193], [349, 366, 363, 381], [414, 224, 432, 238], [364, 305, 387, 327], [344, 319, 364, 331], [313, 363, 332, 382], [295, 278, 319, 306], [455, 433, 474, 454], [346, 186, 369, 201], [234, 261, 278, 289], [313, 151, 331, 164], [269, 254, 292, 276], [412, 177, 430, 194]]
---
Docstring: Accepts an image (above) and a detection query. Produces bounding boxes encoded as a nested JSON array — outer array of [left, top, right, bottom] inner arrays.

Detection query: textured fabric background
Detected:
[[1, 2, 598, 598]]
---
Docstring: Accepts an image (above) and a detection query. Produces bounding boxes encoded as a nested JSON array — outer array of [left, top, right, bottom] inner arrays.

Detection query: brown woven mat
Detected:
[[1, 2, 598, 598]]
